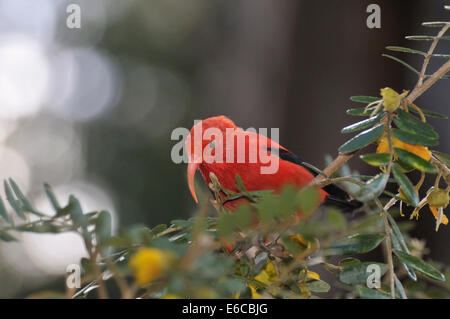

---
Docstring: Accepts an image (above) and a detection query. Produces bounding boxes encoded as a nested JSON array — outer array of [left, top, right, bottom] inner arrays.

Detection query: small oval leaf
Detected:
[[394, 148, 437, 173], [392, 163, 419, 207], [408, 106, 448, 119], [340, 262, 387, 285], [346, 107, 374, 117], [394, 250, 445, 282], [326, 233, 385, 255], [350, 96, 380, 104], [339, 124, 385, 154], [422, 21, 449, 28], [395, 109, 439, 139], [0, 196, 10, 223], [386, 46, 426, 56], [386, 213, 417, 281], [360, 153, 391, 166], [358, 286, 391, 299], [354, 173, 389, 202], [392, 128, 439, 146], [0, 230, 17, 242], [341, 113, 384, 134]]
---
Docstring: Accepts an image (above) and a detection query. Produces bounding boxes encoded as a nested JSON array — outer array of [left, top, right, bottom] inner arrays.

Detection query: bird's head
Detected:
[[185, 115, 236, 203]]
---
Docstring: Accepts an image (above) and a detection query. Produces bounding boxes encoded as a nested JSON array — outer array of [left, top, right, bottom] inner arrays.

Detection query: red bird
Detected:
[[186, 116, 360, 213]]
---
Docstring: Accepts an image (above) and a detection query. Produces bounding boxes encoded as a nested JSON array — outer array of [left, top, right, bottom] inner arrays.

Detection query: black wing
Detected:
[[270, 148, 362, 212]]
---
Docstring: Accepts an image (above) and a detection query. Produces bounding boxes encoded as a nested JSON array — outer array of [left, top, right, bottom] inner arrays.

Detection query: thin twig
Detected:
[[313, 176, 365, 188], [309, 153, 354, 186], [407, 58, 450, 103], [417, 24, 450, 87], [376, 199, 396, 299], [430, 156, 450, 186], [84, 240, 108, 299]]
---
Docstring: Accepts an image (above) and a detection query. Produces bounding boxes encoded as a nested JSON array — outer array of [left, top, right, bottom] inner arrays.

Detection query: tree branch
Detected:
[[416, 24, 450, 87], [309, 153, 354, 186], [407, 58, 450, 103]]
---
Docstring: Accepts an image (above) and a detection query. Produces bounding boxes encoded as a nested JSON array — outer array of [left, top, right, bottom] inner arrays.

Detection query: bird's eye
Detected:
[[209, 140, 215, 149]]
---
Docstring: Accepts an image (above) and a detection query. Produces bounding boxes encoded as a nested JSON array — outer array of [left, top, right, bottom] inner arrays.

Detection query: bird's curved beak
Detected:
[[187, 162, 200, 203]]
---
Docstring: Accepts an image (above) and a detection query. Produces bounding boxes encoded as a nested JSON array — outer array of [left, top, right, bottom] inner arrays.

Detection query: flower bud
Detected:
[[427, 188, 449, 208], [380, 87, 401, 112]]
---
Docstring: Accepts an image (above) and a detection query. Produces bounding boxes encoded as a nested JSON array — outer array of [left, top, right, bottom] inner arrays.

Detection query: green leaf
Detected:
[[382, 54, 420, 75], [338, 124, 385, 154], [358, 286, 391, 299], [0, 196, 10, 223], [340, 262, 387, 285], [326, 209, 347, 232], [307, 280, 331, 293], [193, 254, 234, 279], [218, 212, 238, 237], [64, 195, 88, 229], [394, 250, 445, 282], [255, 194, 279, 222], [406, 35, 450, 43], [395, 276, 407, 299], [422, 21, 449, 28], [44, 183, 61, 213], [0, 230, 17, 242], [282, 236, 303, 255], [386, 213, 417, 281], [346, 107, 374, 117], [432, 150, 450, 168], [171, 219, 192, 228], [235, 174, 246, 192], [150, 224, 167, 236], [341, 113, 384, 134], [339, 258, 361, 267], [360, 153, 391, 166], [4, 180, 25, 219], [15, 222, 61, 233], [408, 106, 448, 119], [386, 46, 426, 56], [95, 211, 112, 245], [392, 163, 419, 207], [405, 35, 435, 41], [297, 187, 320, 214], [350, 96, 380, 104], [234, 205, 252, 228], [326, 233, 385, 255], [394, 148, 437, 173], [431, 53, 450, 59], [392, 128, 439, 146], [218, 278, 246, 296], [395, 109, 439, 139], [354, 173, 389, 202], [8, 178, 44, 217]]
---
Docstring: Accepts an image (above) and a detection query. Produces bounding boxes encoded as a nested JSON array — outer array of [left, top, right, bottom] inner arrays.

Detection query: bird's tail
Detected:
[[322, 183, 363, 212]]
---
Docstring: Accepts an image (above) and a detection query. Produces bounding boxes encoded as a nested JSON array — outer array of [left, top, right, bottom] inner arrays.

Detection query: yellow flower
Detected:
[[429, 206, 448, 230], [129, 248, 172, 286], [288, 234, 311, 252], [376, 135, 431, 161], [249, 261, 278, 298], [380, 87, 401, 112], [254, 261, 278, 285], [305, 270, 320, 281]]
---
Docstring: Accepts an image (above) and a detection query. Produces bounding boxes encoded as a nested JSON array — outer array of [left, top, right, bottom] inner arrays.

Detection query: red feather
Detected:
[[186, 116, 328, 211]]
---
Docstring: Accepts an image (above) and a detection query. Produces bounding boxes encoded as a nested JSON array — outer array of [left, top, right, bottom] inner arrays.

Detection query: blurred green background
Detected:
[[0, 0, 448, 297]]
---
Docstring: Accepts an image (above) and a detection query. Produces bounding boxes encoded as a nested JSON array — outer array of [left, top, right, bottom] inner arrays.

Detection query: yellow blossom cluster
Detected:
[[129, 248, 173, 286]]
